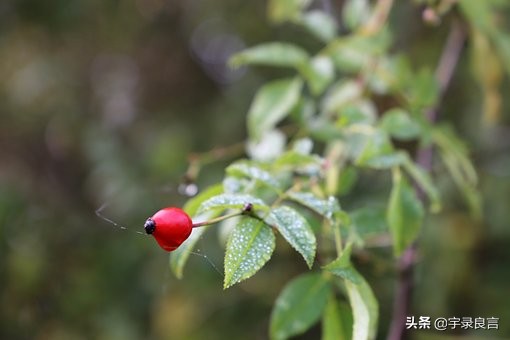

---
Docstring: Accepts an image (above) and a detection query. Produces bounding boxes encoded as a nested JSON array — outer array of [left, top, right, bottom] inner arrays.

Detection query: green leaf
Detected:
[[222, 176, 247, 194], [227, 162, 282, 191], [337, 101, 377, 127], [265, 206, 316, 268], [371, 54, 412, 93], [362, 151, 407, 170], [169, 226, 209, 279], [267, 0, 312, 23], [299, 56, 335, 95], [275, 151, 321, 167], [493, 32, 510, 77], [342, 0, 371, 30], [309, 118, 345, 142], [248, 77, 303, 141], [322, 297, 352, 340], [183, 183, 223, 217], [353, 129, 395, 167], [246, 129, 286, 162], [345, 268, 379, 340], [402, 157, 441, 213], [326, 33, 390, 73], [380, 108, 421, 140], [229, 42, 309, 69], [298, 10, 338, 43], [322, 243, 360, 284], [224, 217, 275, 288], [286, 192, 340, 222], [270, 273, 331, 340], [470, 28, 503, 125], [274, 151, 322, 175], [406, 68, 439, 110], [198, 193, 268, 214], [351, 206, 387, 239], [290, 97, 315, 125], [459, 0, 502, 37], [432, 126, 480, 218], [218, 215, 240, 246], [322, 80, 362, 113], [432, 125, 477, 186], [337, 166, 358, 196], [387, 169, 424, 256], [292, 138, 313, 155]]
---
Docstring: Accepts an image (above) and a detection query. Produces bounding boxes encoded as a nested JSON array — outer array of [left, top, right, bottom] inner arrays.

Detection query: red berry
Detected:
[[144, 207, 192, 251]]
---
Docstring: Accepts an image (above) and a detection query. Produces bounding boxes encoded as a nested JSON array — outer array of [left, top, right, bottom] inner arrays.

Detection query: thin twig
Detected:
[[361, 0, 395, 35], [185, 142, 246, 182], [387, 19, 467, 340]]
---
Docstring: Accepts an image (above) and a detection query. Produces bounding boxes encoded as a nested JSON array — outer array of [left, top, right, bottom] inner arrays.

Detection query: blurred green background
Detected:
[[0, 1, 509, 339]]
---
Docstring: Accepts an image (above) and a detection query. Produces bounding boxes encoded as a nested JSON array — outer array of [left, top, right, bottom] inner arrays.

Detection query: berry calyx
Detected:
[[144, 218, 156, 234], [144, 207, 192, 252]]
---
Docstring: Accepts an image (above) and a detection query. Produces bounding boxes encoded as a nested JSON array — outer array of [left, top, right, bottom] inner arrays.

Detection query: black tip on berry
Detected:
[[144, 218, 156, 234]]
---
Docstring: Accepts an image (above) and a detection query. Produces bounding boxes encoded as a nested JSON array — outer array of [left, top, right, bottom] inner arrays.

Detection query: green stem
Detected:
[[333, 221, 343, 256], [360, 0, 394, 35], [192, 210, 245, 228]]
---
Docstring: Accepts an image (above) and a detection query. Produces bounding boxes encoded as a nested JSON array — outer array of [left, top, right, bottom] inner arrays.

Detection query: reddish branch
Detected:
[[387, 19, 467, 340]]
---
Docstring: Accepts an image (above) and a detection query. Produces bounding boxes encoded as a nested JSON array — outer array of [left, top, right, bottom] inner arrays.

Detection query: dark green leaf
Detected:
[[248, 77, 303, 141], [224, 217, 275, 288], [229, 42, 309, 69], [351, 206, 387, 239], [270, 273, 331, 340], [265, 206, 316, 268], [387, 169, 424, 256]]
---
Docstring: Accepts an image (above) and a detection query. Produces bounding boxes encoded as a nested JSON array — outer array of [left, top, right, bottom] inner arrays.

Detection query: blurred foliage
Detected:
[[0, 0, 509, 339]]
